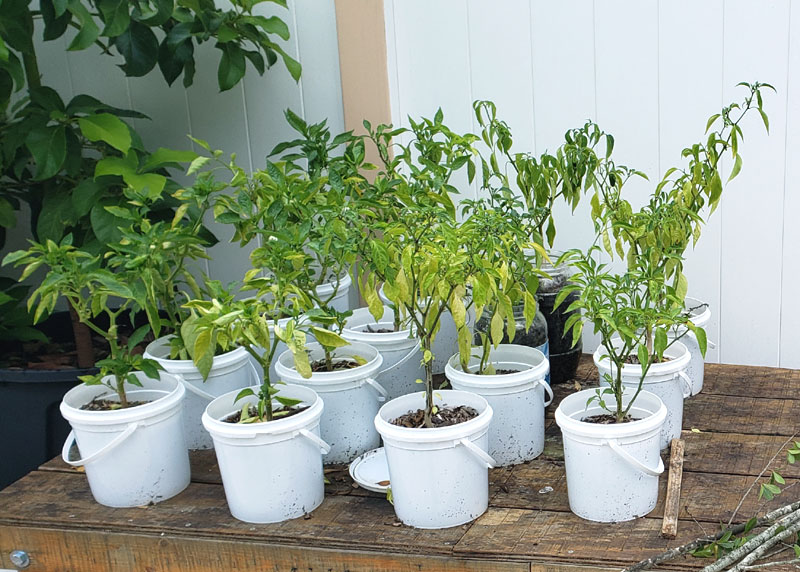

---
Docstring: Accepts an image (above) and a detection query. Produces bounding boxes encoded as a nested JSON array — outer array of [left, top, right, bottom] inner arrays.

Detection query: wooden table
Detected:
[[1, 356, 799, 571]]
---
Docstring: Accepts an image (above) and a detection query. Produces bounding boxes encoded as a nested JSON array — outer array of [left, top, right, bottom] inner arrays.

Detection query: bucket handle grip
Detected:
[[364, 377, 388, 402], [377, 341, 421, 376], [708, 339, 717, 350], [174, 373, 216, 402], [606, 440, 664, 477], [297, 429, 331, 455], [247, 359, 261, 385], [539, 379, 554, 407], [458, 438, 496, 469], [61, 423, 140, 467], [677, 371, 693, 398]]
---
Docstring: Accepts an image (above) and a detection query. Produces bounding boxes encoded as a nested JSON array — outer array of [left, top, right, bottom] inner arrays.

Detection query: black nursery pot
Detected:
[[0, 311, 95, 490], [537, 257, 582, 384]]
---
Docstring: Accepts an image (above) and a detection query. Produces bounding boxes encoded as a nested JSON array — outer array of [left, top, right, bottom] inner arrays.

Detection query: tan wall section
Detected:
[[334, 0, 392, 167]]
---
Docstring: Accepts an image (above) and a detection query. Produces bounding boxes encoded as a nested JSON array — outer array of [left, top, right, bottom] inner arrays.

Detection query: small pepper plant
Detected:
[[357, 109, 541, 424], [558, 82, 773, 421], [3, 236, 160, 408]]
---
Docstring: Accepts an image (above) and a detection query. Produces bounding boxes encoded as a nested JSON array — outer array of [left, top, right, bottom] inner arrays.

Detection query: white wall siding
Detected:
[[384, 0, 800, 368]]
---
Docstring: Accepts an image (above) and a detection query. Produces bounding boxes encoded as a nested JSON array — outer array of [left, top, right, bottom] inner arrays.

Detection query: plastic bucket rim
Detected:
[[444, 344, 549, 390], [144, 336, 251, 375], [593, 339, 691, 378], [275, 341, 383, 385]]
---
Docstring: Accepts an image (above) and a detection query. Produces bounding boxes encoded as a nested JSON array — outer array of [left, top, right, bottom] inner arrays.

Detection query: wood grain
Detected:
[[661, 439, 685, 539]]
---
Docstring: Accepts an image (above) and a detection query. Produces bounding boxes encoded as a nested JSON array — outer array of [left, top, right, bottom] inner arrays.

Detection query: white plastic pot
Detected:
[[379, 285, 466, 375], [316, 273, 352, 314], [202, 383, 329, 523], [374, 390, 495, 529], [445, 345, 552, 466], [669, 297, 713, 397], [59, 371, 190, 508], [275, 341, 385, 463], [144, 337, 258, 450], [594, 339, 691, 450], [342, 306, 424, 401], [555, 387, 667, 522]]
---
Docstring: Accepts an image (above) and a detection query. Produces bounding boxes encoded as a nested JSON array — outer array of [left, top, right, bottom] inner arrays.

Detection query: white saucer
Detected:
[[348, 447, 390, 493]]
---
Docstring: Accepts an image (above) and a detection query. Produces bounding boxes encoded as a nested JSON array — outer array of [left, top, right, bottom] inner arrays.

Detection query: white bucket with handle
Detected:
[[374, 389, 495, 529], [202, 383, 328, 523], [275, 342, 385, 464], [669, 297, 714, 396], [342, 306, 424, 401], [555, 387, 666, 522], [594, 339, 691, 450], [59, 371, 190, 508], [144, 336, 258, 450], [445, 345, 552, 466]]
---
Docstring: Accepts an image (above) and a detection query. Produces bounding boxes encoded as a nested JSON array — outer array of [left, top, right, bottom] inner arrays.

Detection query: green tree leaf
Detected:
[[114, 21, 159, 76], [78, 113, 132, 153], [217, 42, 246, 91], [25, 126, 67, 180]]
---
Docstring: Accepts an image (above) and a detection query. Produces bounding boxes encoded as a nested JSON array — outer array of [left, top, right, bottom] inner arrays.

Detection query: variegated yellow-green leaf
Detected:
[[310, 327, 349, 349], [490, 311, 504, 347]]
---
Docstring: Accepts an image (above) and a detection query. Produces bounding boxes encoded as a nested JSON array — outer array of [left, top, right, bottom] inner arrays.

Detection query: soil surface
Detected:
[[582, 413, 640, 424], [80, 398, 150, 411], [310, 359, 360, 372], [391, 405, 479, 428], [223, 405, 309, 423], [623, 354, 672, 365], [363, 324, 396, 334], [491, 368, 521, 375]]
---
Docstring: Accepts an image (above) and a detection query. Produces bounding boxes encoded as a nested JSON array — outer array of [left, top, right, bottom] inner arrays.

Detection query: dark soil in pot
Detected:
[[582, 413, 639, 424], [310, 358, 361, 372], [391, 405, 478, 428]]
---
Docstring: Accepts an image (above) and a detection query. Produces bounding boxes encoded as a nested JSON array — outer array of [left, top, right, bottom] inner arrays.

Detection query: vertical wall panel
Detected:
[[594, 0, 659, 207], [658, 0, 724, 363], [720, 0, 789, 366], [780, 2, 800, 368], [531, 0, 597, 255]]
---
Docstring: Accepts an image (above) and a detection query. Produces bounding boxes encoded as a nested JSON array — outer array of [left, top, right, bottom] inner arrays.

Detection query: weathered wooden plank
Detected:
[[661, 439, 685, 539], [454, 507, 707, 570], [683, 394, 800, 436], [682, 431, 800, 478], [490, 458, 797, 524], [0, 472, 465, 557], [702, 362, 800, 399], [0, 526, 529, 572]]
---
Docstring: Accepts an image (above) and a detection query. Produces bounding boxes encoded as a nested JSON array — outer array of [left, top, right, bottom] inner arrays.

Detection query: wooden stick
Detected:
[[661, 438, 685, 539]]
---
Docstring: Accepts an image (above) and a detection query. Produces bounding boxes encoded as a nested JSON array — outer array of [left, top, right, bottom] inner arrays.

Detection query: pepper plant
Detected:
[[357, 110, 543, 425], [558, 82, 772, 422], [2, 236, 160, 408]]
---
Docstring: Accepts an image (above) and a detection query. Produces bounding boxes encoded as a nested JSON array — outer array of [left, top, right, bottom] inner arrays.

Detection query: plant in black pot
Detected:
[[473, 100, 617, 383]]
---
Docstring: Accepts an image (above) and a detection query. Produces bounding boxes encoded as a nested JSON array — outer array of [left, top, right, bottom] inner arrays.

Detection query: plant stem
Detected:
[[68, 303, 94, 368], [423, 334, 433, 428], [22, 51, 41, 89]]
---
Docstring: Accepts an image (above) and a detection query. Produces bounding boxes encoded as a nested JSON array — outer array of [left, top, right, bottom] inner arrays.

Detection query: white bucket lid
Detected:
[[275, 341, 383, 386], [342, 306, 416, 348], [348, 447, 390, 493], [555, 387, 667, 442], [201, 383, 323, 440], [444, 344, 549, 390]]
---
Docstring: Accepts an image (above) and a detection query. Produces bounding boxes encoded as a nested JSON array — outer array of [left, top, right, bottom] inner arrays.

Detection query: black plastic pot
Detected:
[[537, 256, 582, 384], [0, 367, 91, 489]]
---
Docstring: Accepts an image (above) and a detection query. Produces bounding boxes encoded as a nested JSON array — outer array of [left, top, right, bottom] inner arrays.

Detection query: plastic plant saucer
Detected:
[[348, 447, 390, 493]]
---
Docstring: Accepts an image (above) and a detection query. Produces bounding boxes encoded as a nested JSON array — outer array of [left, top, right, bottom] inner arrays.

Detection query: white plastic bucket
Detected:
[[202, 383, 329, 523], [669, 297, 712, 397], [374, 390, 495, 529], [594, 340, 691, 450], [342, 306, 424, 401], [445, 345, 552, 466], [59, 371, 190, 508], [379, 284, 466, 374], [555, 387, 667, 522], [144, 336, 258, 450], [275, 341, 385, 464], [316, 273, 352, 314]]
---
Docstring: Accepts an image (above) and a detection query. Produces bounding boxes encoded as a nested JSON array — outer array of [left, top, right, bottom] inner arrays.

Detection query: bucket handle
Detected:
[[174, 373, 216, 402], [61, 423, 140, 467], [458, 438, 496, 469], [247, 359, 261, 385], [677, 371, 693, 398], [377, 341, 421, 376], [539, 379, 554, 407], [297, 428, 331, 455], [364, 377, 389, 402], [605, 439, 664, 477]]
